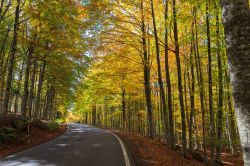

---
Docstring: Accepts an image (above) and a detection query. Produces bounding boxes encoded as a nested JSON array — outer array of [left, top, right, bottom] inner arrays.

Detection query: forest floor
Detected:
[[0, 114, 66, 158], [114, 132, 244, 166]]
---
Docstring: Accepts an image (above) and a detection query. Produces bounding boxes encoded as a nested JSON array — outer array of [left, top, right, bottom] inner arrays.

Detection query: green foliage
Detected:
[[55, 118, 65, 125], [12, 119, 29, 131], [0, 127, 17, 143], [47, 121, 61, 131]]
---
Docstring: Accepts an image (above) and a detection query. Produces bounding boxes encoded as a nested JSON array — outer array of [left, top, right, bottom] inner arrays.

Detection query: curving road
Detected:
[[0, 124, 134, 166]]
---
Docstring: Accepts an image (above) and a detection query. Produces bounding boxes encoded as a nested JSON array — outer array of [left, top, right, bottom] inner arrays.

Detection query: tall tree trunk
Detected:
[[225, 68, 237, 154], [164, 0, 175, 149], [221, 0, 250, 165], [206, 1, 215, 163], [215, 1, 223, 163], [43, 88, 49, 119], [28, 60, 37, 117], [48, 88, 55, 120], [0, 32, 10, 113], [141, 0, 154, 138], [172, 0, 187, 156], [0, 54, 8, 113], [34, 61, 46, 119], [3, 0, 21, 114], [92, 105, 96, 126], [150, 0, 168, 141], [121, 87, 126, 131], [188, 27, 195, 152], [14, 56, 26, 114], [194, 6, 207, 161], [21, 46, 34, 117]]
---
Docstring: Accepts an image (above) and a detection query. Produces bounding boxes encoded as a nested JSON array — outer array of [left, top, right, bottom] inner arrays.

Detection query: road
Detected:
[[0, 124, 134, 166]]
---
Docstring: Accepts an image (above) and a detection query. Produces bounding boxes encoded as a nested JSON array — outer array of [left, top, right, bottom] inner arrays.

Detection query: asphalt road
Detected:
[[0, 124, 134, 166]]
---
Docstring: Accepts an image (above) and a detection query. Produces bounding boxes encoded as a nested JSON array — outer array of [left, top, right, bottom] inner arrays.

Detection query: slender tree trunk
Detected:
[[221, 1, 250, 165], [28, 60, 37, 117], [3, 0, 21, 114], [206, 1, 215, 163], [0, 25, 11, 64], [141, 0, 154, 138], [85, 112, 88, 124], [34, 61, 46, 119], [0, 54, 8, 113], [14, 57, 26, 114], [215, 1, 223, 163], [188, 28, 195, 152], [121, 87, 126, 131], [48, 88, 55, 120], [225, 68, 237, 154], [194, 7, 207, 161], [172, 0, 187, 156], [21, 46, 34, 117], [184, 68, 189, 137], [164, 0, 175, 149], [92, 105, 96, 126], [150, 0, 168, 141], [44, 88, 50, 119]]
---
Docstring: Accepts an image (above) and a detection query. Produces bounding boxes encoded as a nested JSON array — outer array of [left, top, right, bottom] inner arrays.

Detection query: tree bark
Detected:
[[121, 87, 126, 131], [92, 105, 97, 126], [172, 0, 187, 156], [28, 60, 37, 117], [206, 1, 215, 163], [164, 0, 175, 149], [215, 1, 223, 162], [3, 0, 21, 114], [34, 61, 46, 119], [225, 68, 237, 154], [14, 56, 26, 114], [221, 0, 250, 165], [21, 46, 34, 117], [194, 7, 207, 161], [141, 0, 154, 138], [188, 27, 195, 152], [150, 0, 168, 141]]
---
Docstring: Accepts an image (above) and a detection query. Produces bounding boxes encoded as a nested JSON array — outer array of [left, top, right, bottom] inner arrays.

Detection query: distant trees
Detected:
[[73, 0, 243, 165], [1, 0, 246, 165], [0, 0, 94, 119]]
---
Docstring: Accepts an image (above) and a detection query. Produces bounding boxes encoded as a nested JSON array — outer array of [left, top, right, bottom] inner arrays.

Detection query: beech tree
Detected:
[[221, 0, 250, 165], [1, 0, 248, 165]]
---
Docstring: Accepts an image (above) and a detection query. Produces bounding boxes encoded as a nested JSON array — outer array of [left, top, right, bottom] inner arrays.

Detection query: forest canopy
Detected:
[[1, 0, 250, 165]]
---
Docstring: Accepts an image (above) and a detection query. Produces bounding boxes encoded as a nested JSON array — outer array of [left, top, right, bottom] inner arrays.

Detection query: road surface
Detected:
[[0, 124, 134, 166]]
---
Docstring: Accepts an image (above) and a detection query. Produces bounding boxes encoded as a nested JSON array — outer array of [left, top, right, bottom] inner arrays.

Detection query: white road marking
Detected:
[[108, 131, 131, 166]]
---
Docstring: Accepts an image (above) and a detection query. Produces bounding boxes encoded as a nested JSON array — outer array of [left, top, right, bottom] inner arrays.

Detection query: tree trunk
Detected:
[[206, 1, 215, 164], [3, 0, 21, 114], [172, 0, 187, 156], [225, 68, 237, 154], [150, 0, 168, 141], [21, 46, 34, 117], [92, 105, 96, 126], [34, 61, 46, 119], [14, 56, 26, 114], [188, 27, 195, 152], [121, 87, 126, 131], [28, 60, 37, 117], [141, 0, 154, 138], [215, 1, 223, 162], [194, 7, 207, 161], [221, 0, 250, 165], [164, 0, 175, 149]]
